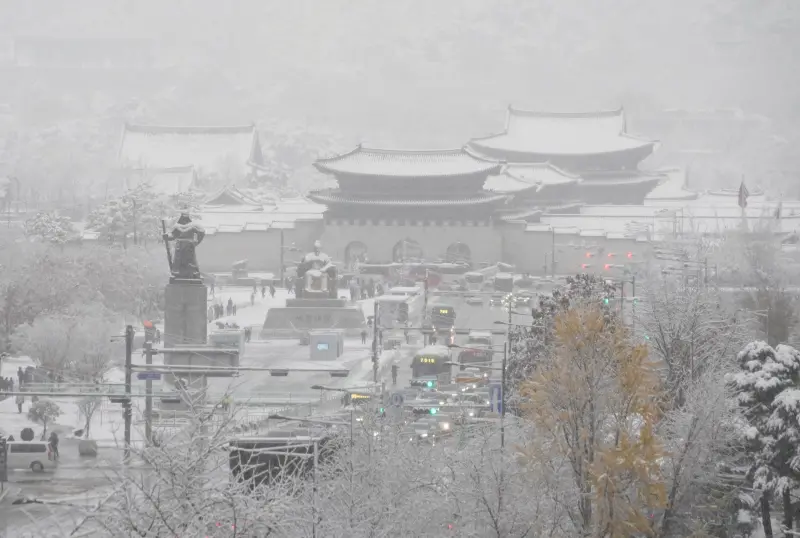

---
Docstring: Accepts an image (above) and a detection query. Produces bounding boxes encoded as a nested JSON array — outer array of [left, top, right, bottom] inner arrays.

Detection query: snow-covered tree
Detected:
[[638, 279, 748, 407], [727, 341, 800, 534], [28, 400, 62, 440], [85, 184, 166, 246], [521, 303, 666, 536], [23, 211, 78, 245], [11, 304, 118, 381], [507, 274, 617, 399]]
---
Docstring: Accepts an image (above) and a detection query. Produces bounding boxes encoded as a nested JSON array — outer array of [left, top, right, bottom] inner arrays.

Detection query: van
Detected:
[[6, 441, 55, 472]]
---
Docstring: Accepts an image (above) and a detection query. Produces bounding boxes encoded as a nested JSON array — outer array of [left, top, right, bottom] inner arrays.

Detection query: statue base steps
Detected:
[[286, 298, 347, 308]]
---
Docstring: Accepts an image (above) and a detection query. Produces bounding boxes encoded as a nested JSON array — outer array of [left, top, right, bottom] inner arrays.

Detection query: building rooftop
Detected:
[[470, 107, 656, 157], [119, 123, 262, 176], [307, 189, 508, 207], [484, 163, 580, 193], [313, 145, 502, 178]]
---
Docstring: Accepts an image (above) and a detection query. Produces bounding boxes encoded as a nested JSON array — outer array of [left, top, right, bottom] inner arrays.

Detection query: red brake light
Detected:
[[585, 252, 593, 258], [627, 252, 633, 258], [604, 264, 611, 270]]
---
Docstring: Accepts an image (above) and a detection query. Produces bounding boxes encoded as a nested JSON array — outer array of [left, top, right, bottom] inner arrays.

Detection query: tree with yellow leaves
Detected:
[[521, 303, 666, 537]]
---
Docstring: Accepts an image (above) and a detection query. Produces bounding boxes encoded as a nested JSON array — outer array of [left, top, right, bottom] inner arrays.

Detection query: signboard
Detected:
[[137, 372, 161, 381], [0, 437, 7, 482], [490, 383, 503, 414], [389, 392, 404, 407], [419, 357, 436, 364]]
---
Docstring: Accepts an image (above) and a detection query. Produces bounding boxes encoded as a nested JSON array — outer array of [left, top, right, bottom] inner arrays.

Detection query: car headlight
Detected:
[[421, 433, 428, 438], [442, 423, 450, 430], [469, 411, 474, 417]]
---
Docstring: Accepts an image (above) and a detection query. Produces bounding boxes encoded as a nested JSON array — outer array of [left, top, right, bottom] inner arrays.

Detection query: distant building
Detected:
[[118, 124, 266, 195], [469, 106, 663, 205], [307, 146, 506, 267]]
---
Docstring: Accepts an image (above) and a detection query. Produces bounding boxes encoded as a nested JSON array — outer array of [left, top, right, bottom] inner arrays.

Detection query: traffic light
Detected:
[[430, 407, 438, 415], [603, 297, 610, 305], [644, 334, 650, 341], [426, 380, 435, 388]]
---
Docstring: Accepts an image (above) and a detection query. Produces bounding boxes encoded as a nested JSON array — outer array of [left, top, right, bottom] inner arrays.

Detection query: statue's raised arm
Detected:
[[164, 213, 205, 281]]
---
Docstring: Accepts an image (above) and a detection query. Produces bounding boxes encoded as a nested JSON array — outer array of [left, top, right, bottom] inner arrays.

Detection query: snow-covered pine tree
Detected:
[[728, 341, 800, 533]]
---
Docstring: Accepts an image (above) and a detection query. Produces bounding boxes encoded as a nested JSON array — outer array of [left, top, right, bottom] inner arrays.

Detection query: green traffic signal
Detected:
[[644, 335, 650, 341], [426, 381, 434, 388], [430, 408, 438, 415], [603, 298, 609, 305]]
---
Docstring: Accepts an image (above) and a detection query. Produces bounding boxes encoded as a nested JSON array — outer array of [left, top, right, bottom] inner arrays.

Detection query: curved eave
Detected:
[[313, 145, 503, 179], [580, 174, 663, 187], [506, 105, 625, 119], [469, 137, 656, 158], [307, 192, 509, 207]]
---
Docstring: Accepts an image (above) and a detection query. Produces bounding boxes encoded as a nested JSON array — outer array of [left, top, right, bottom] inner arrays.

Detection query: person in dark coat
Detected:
[[360, 329, 367, 344], [17, 367, 24, 387]]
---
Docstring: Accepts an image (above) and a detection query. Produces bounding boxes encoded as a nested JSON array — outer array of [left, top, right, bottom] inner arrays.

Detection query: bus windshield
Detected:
[[412, 346, 451, 379], [431, 305, 456, 329], [494, 273, 514, 292]]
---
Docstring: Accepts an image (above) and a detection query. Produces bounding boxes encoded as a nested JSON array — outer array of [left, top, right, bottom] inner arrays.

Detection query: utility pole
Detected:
[[423, 270, 429, 346], [372, 300, 379, 383], [132, 199, 138, 245], [144, 341, 154, 445], [501, 299, 511, 449], [124, 325, 133, 462], [631, 275, 636, 335], [551, 227, 556, 278], [279, 229, 284, 284]]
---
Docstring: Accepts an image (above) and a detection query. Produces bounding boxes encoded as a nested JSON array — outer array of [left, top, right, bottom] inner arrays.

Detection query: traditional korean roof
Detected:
[[579, 170, 665, 186], [644, 169, 699, 201], [307, 189, 508, 207], [484, 163, 580, 194], [469, 106, 656, 157], [119, 123, 263, 175], [205, 186, 264, 207], [313, 145, 502, 178]]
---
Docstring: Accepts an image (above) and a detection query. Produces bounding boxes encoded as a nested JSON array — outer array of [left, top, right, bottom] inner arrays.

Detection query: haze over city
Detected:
[[0, 2, 799, 537]]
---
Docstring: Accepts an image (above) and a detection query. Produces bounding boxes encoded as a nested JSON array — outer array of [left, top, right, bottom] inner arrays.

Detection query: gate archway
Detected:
[[445, 242, 471, 264]]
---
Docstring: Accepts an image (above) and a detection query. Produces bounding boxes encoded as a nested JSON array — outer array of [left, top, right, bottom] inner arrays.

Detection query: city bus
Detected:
[[493, 272, 514, 293], [463, 272, 485, 291], [429, 303, 457, 345], [410, 345, 452, 387], [376, 291, 424, 329]]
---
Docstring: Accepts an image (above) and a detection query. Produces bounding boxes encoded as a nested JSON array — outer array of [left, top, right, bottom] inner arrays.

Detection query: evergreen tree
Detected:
[[728, 341, 800, 533]]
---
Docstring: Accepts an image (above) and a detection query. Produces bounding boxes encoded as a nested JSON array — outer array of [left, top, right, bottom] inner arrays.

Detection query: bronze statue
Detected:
[[163, 213, 205, 280], [296, 240, 338, 299]]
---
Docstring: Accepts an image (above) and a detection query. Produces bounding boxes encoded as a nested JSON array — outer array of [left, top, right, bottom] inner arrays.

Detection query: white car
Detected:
[[466, 296, 483, 306], [6, 441, 56, 472]]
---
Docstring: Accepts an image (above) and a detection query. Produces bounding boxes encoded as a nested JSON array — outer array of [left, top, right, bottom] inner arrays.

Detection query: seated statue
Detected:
[[295, 240, 338, 299]]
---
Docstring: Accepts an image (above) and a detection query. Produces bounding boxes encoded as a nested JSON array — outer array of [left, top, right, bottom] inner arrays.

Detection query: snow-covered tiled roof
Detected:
[[206, 186, 264, 207], [484, 163, 579, 193], [119, 124, 260, 175], [644, 169, 699, 201], [313, 146, 502, 178], [307, 190, 508, 207], [470, 107, 656, 157]]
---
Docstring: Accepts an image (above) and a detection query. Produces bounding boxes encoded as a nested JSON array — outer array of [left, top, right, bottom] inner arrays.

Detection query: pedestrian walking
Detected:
[[250, 291, 255, 306], [8, 377, 13, 392], [232, 304, 237, 316], [360, 329, 367, 344], [48, 431, 59, 462], [15, 394, 23, 413], [227, 298, 233, 316], [269, 283, 276, 298], [17, 367, 24, 387], [261, 285, 266, 298], [391, 363, 399, 386]]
